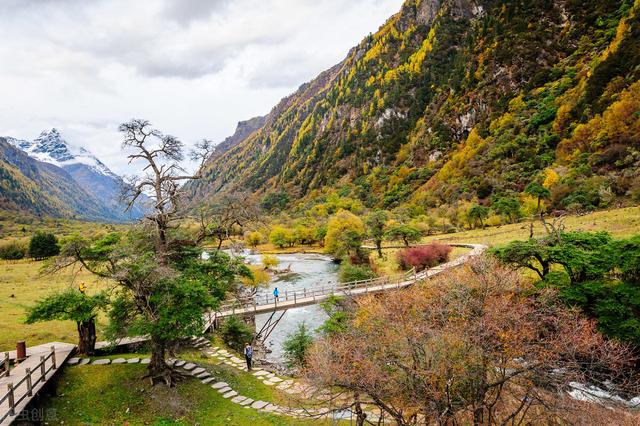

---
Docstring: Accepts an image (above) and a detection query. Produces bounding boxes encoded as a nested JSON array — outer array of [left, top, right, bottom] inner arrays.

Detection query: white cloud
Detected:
[[0, 0, 404, 175]]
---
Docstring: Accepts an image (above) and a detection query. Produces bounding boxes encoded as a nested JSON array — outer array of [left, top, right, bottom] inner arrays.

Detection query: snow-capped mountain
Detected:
[[7, 129, 118, 179], [3, 129, 147, 222]]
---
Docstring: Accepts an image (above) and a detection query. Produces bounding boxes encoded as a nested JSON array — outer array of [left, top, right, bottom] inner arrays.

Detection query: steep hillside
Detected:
[[4, 130, 147, 221], [193, 0, 640, 213]]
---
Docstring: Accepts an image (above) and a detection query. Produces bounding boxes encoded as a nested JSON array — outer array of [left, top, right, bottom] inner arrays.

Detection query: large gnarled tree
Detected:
[[57, 119, 251, 385]]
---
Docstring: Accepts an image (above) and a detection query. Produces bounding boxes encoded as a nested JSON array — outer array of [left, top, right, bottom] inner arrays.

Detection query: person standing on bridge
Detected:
[[273, 287, 279, 302], [244, 342, 253, 371]]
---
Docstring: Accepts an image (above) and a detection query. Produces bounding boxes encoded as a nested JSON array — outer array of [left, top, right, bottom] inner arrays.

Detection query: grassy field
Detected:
[[35, 342, 340, 425], [421, 206, 640, 247], [0, 260, 112, 351]]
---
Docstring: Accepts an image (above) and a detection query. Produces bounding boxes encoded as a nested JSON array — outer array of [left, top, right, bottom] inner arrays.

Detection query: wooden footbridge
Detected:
[[205, 243, 487, 328]]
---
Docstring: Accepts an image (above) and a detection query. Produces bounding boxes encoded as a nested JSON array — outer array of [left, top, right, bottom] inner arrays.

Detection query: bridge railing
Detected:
[[0, 347, 57, 424], [206, 243, 486, 321], [213, 267, 417, 317]]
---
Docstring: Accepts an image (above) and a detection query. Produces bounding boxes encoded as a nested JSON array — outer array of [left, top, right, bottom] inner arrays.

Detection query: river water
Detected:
[[231, 251, 339, 362]]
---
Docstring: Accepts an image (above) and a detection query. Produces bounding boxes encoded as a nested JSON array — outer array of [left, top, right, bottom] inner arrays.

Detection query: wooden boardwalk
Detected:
[[0, 343, 75, 426], [205, 243, 486, 327]]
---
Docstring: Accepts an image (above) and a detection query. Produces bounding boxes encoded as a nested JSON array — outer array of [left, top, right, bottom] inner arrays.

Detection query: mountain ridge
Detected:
[[191, 0, 640, 214], [1, 129, 147, 222]]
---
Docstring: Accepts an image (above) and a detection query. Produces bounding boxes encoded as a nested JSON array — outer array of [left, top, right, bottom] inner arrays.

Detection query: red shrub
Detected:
[[397, 243, 452, 272]]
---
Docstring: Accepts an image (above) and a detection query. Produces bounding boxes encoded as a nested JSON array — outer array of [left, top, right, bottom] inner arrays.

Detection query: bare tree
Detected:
[[195, 192, 261, 250], [119, 119, 212, 263]]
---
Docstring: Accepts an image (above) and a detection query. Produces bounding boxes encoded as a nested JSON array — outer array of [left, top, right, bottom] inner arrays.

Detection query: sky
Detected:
[[0, 0, 404, 175]]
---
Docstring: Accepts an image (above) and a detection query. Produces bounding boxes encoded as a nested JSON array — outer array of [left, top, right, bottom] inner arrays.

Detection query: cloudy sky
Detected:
[[0, 0, 404, 175]]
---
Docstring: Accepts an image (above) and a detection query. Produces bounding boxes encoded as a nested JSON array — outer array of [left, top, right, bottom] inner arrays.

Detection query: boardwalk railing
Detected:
[[0, 354, 9, 379], [0, 347, 57, 424], [220, 267, 417, 315]]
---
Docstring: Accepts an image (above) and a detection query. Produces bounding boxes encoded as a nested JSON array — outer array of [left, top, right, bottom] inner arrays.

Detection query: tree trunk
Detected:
[[376, 240, 383, 258], [148, 337, 173, 386], [473, 406, 484, 425], [354, 392, 367, 426], [76, 320, 97, 355]]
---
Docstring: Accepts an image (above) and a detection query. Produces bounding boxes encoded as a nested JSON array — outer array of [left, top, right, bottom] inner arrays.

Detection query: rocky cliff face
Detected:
[[192, 0, 640, 212]]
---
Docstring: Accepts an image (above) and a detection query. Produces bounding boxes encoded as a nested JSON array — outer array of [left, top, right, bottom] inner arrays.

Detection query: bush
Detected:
[[262, 254, 280, 269], [219, 316, 254, 352], [397, 243, 452, 272], [0, 240, 28, 260], [28, 232, 60, 260], [338, 262, 375, 283], [283, 322, 314, 368], [246, 231, 263, 248]]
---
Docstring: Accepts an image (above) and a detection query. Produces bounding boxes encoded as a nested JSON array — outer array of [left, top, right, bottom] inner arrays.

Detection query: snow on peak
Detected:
[[16, 128, 118, 178]]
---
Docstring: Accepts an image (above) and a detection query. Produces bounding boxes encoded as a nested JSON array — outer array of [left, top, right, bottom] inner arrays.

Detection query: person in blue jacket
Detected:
[[273, 287, 279, 301]]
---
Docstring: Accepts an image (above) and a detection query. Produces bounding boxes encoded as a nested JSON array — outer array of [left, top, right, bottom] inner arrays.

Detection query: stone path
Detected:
[[67, 338, 345, 420]]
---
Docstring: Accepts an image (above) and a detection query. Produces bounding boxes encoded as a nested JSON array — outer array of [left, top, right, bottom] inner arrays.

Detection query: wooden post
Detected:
[[294, 293, 296, 304], [7, 383, 15, 415], [3, 352, 9, 377], [51, 346, 56, 369], [285, 290, 288, 301], [26, 367, 33, 396], [40, 355, 46, 380]]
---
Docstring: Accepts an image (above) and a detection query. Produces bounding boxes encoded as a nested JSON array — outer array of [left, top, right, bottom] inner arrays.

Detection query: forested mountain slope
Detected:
[[0, 138, 114, 220], [192, 0, 640, 213]]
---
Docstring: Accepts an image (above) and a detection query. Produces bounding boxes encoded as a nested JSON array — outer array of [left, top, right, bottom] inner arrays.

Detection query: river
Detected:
[[231, 250, 339, 362]]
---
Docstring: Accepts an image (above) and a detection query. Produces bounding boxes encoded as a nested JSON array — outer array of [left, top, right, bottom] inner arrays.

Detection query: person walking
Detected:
[[273, 287, 279, 302], [244, 342, 253, 371]]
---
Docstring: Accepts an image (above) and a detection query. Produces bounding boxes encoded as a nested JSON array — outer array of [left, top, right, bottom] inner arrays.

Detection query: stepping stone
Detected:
[[182, 363, 196, 371], [230, 357, 243, 364], [253, 370, 269, 376], [127, 358, 140, 364], [211, 381, 228, 389], [111, 358, 126, 364], [231, 395, 247, 404], [141, 358, 151, 364], [240, 398, 254, 406], [217, 386, 232, 393], [263, 404, 279, 413], [192, 367, 206, 375], [223, 390, 238, 399], [276, 381, 293, 390], [67, 357, 80, 365], [174, 360, 185, 367], [201, 377, 215, 384], [266, 376, 282, 383], [251, 400, 268, 409], [78, 358, 90, 365], [92, 359, 110, 365], [263, 380, 276, 386], [211, 346, 219, 350], [196, 372, 211, 379]]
